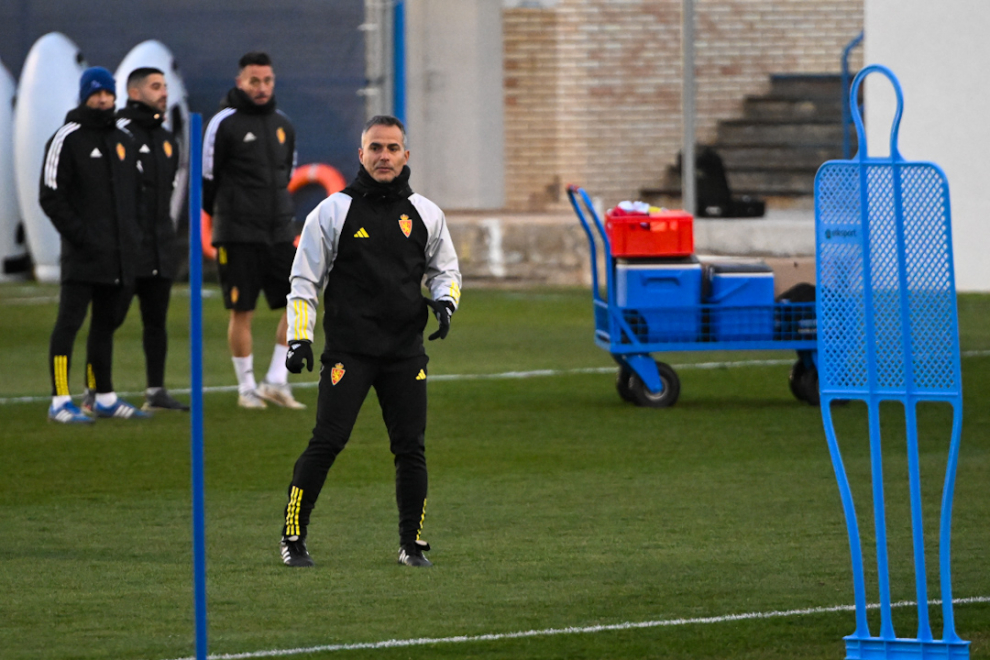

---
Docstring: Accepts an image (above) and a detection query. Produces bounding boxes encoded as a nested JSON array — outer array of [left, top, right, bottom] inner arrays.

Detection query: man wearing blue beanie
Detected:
[[78, 66, 116, 105], [39, 66, 148, 422]]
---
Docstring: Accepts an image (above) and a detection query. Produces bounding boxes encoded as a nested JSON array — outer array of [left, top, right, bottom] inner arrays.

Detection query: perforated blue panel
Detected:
[[901, 165, 958, 392], [815, 161, 959, 396], [816, 162, 868, 392]]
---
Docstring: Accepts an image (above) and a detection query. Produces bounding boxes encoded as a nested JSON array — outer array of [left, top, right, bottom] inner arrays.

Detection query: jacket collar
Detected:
[[345, 165, 413, 201], [224, 87, 277, 115], [118, 99, 165, 129], [65, 104, 116, 129]]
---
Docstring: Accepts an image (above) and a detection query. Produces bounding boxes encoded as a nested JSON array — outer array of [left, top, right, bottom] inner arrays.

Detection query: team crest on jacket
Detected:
[[398, 214, 412, 238], [116, 143, 126, 161], [276, 127, 286, 144], [163, 140, 173, 158], [330, 362, 345, 385]]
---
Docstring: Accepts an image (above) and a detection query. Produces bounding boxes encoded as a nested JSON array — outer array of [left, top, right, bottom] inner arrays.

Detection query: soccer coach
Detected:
[[278, 115, 461, 569]]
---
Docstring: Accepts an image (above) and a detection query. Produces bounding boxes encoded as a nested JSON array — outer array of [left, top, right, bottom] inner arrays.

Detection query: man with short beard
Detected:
[[278, 115, 461, 569], [41, 66, 148, 423], [202, 51, 303, 411], [94, 66, 186, 412]]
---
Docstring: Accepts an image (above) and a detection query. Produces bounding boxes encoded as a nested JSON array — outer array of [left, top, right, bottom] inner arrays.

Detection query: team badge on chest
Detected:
[[276, 127, 286, 144], [163, 140, 173, 158], [330, 362, 345, 385], [116, 143, 126, 161], [398, 214, 412, 238]]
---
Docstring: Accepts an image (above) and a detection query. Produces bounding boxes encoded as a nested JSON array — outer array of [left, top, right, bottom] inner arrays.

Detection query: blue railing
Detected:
[[841, 31, 864, 159]]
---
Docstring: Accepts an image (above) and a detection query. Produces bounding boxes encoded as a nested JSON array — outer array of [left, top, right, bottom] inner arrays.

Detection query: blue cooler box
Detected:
[[615, 257, 701, 342], [703, 262, 775, 341]]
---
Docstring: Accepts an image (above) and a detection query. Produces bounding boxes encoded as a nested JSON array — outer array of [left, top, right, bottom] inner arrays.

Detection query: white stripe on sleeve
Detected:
[[286, 193, 351, 343], [202, 108, 236, 181], [43, 123, 81, 190]]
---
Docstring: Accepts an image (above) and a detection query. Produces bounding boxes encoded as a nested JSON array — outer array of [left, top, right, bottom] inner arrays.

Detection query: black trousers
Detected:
[[93, 275, 173, 389], [284, 351, 429, 546], [50, 281, 125, 396]]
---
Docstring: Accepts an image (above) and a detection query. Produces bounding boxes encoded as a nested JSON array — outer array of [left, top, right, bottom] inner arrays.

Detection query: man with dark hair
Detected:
[[202, 51, 303, 410], [41, 66, 149, 422], [278, 115, 461, 568], [88, 66, 187, 411]]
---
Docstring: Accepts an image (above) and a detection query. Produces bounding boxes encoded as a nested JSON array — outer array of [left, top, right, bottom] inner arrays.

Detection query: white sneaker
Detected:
[[257, 381, 306, 409], [238, 389, 268, 409]]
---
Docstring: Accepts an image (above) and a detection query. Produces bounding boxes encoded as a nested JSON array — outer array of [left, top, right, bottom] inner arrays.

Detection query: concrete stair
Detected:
[[646, 73, 855, 203]]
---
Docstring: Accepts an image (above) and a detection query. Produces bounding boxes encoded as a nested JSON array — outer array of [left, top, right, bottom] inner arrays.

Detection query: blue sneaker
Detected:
[[93, 398, 152, 419], [48, 401, 95, 424]]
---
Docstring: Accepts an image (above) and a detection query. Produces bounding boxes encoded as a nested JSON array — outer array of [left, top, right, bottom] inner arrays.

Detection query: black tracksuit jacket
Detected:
[[202, 88, 296, 245], [116, 100, 180, 280], [39, 105, 140, 285], [287, 165, 462, 359], [324, 167, 432, 358]]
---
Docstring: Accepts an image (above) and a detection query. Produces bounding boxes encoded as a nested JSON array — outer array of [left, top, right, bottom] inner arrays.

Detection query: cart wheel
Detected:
[[628, 360, 680, 408], [789, 360, 820, 406], [616, 366, 635, 402], [788, 360, 806, 402]]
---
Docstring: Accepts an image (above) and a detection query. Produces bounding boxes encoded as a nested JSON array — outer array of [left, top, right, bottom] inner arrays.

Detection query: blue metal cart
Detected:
[[567, 185, 818, 407]]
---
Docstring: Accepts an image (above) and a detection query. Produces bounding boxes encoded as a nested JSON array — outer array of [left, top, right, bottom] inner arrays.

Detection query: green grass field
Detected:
[[1, 283, 988, 660]]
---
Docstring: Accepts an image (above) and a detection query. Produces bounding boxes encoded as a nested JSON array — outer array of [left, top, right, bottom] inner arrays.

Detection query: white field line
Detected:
[[0, 289, 218, 306], [4, 350, 990, 406], [160, 596, 990, 660]]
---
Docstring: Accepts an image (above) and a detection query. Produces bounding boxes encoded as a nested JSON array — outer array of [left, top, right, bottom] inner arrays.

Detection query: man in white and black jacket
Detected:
[[279, 115, 461, 569], [40, 66, 149, 423], [202, 51, 303, 410], [83, 66, 187, 412]]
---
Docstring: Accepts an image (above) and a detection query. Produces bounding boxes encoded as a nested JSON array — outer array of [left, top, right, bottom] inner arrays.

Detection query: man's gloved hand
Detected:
[[425, 298, 455, 341], [285, 340, 314, 373]]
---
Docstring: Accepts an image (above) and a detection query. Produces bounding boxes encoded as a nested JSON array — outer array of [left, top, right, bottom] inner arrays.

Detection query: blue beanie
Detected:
[[79, 67, 116, 103]]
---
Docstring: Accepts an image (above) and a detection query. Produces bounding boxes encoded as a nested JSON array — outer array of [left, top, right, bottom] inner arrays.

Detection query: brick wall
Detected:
[[503, 0, 863, 211], [503, 8, 561, 210]]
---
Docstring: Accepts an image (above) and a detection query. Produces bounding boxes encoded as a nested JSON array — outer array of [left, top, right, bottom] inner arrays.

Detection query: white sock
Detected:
[[96, 392, 119, 407], [266, 344, 290, 385], [52, 395, 71, 408], [233, 355, 257, 395]]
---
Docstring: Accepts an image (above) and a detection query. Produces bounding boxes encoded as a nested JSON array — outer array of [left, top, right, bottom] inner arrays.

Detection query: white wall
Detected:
[[405, 0, 505, 209], [865, 1, 990, 291]]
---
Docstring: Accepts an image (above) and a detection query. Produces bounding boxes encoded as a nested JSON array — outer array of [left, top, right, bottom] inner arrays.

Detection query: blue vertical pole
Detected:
[[393, 0, 406, 123], [187, 112, 208, 660]]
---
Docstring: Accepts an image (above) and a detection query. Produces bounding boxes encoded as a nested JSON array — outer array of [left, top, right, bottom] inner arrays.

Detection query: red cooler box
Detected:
[[606, 209, 694, 257]]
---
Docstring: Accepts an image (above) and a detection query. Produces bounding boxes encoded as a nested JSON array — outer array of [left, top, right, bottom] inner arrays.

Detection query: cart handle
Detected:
[[566, 185, 612, 304]]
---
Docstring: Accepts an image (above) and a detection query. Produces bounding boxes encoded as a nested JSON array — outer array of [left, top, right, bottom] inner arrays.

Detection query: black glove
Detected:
[[285, 340, 314, 373], [425, 298, 455, 341]]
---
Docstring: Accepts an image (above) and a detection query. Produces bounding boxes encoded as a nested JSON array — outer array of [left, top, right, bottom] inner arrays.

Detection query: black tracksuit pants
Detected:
[[284, 351, 429, 546], [105, 275, 173, 389], [49, 281, 125, 396]]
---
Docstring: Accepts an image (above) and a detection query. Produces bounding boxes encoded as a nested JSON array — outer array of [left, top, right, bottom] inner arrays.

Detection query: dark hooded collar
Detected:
[[224, 87, 276, 115], [344, 165, 413, 201], [65, 104, 116, 130], [118, 99, 165, 129]]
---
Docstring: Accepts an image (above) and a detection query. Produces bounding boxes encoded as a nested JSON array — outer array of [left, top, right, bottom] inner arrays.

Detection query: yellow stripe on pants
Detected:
[[415, 498, 427, 541], [54, 355, 69, 397], [285, 486, 303, 537]]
